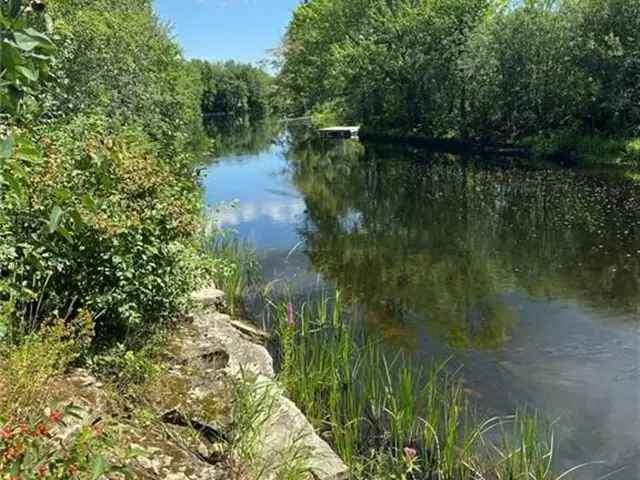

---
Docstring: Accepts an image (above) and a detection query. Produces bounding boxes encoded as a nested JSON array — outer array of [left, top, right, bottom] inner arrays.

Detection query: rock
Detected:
[[192, 287, 227, 311], [192, 312, 274, 378], [50, 286, 346, 480], [177, 309, 347, 479], [229, 319, 270, 344], [161, 408, 228, 443], [250, 376, 349, 480], [200, 349, 230, 371]]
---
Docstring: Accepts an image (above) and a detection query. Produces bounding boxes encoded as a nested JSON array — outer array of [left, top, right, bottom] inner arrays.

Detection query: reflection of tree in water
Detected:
[[206, 118, 283, 157], [287, 138, 640, 349]]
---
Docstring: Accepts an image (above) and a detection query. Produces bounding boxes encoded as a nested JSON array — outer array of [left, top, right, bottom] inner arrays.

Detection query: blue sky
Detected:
[[154, 0, 300, 65]]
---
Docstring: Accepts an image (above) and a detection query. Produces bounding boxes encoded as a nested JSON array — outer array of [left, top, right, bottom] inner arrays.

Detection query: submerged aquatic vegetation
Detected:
[[265, 291, 588, 480]]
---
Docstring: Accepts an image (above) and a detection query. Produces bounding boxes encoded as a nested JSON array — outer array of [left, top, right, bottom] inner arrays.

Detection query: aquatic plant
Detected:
[[202, 223, 260, 314], [266, 291, 587, 480]]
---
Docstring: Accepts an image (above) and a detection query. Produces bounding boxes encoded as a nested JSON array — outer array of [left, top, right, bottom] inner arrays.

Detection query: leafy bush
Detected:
[[88, 336, 165, 394], [1, 0, 210, 343], [0, 0, 56, 115]]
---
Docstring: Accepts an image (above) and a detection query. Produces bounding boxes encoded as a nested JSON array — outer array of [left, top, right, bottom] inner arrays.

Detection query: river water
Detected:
[[202, 123, 640, 479]]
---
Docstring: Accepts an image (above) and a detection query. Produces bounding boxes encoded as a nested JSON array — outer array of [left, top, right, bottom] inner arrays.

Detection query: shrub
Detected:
[[0, 313, 93, 422], [1, 0, 210, 343], [2, 119, 205, 339]]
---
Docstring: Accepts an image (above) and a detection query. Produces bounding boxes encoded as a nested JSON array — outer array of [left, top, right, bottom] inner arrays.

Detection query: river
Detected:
[[202, 122, 640, 479]]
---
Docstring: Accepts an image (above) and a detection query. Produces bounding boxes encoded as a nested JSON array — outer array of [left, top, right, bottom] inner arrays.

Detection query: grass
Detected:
[[202, 220, 260, 314], [0, 312, 94, 422], [264, 291, 592, 480], [226, 372, 313, 480]]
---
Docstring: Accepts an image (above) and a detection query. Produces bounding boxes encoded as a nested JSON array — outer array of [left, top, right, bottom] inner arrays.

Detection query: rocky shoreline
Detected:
[[55, 287, 348, 479]]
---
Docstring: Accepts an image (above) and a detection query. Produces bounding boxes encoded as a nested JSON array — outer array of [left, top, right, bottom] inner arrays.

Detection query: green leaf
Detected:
[[1, 42, 21, 74], [44, 14, 54, 34], [91, 454, 108, 480], [13, 30, 45, 52], [81, 194, 99, 212], [5, 174, 25, 198], [15, 143, 41, 162], [49, 206, 63, 234], [16, 65, 39, 82], [23, 28, 54, 47], [9, 0, 22, 18], [57, 226, 73, 242]]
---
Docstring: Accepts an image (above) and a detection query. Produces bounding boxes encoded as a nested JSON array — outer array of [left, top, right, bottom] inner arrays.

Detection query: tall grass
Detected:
[[265, 291, 588, 480], [226, 372, 312, 480], [201, 225, 260, 314]]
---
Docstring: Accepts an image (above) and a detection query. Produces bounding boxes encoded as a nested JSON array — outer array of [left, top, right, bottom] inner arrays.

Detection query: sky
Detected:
[[154, 0, 300, 65]]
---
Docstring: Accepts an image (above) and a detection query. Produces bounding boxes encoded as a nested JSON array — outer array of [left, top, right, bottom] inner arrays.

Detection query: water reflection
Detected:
[[286, 136, 640, 349], [205, 117, 283, 157], [203, 125, 640, 478]]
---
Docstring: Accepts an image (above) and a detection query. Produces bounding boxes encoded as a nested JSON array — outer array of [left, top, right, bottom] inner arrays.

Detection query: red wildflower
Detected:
[[1, 428, 14, 440], [3, 447, 18, 461], [35, 424, 49, 437], [48, 410, 64, 423]]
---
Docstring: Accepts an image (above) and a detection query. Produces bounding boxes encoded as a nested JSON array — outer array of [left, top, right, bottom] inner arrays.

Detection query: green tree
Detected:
[[278, 0, 640, 143], [1, 0, 208, 341], [194, 60, 273, 121]]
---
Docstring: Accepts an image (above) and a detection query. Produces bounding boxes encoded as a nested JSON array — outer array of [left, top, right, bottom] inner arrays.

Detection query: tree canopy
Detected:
[[193, 60, 274, 121], [278, 0, 640, 142]]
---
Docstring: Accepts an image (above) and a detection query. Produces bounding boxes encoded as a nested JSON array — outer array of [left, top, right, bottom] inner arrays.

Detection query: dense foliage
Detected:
[[0, 0, 208, 342], [194, 60, 274, 123], [278, 0, 640, 144]]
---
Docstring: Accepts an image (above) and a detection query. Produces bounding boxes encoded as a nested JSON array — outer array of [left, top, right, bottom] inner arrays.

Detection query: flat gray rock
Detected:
[[252, 376, 349, 480], [192, 287, 227, 311], [192, 312, 275, 378]]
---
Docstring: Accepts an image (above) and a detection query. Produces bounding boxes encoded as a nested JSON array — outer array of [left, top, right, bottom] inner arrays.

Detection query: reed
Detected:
[[265, 291, 586, 480], [202, 227, 260, 313]]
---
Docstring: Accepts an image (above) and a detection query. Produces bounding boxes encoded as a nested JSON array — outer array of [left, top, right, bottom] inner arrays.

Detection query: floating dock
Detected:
[[319, 126, 360, 139]]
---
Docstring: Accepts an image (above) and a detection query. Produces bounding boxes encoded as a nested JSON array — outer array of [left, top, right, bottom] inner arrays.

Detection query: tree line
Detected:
[[192, 60, 275, 122], [277, 0, 640, 148]]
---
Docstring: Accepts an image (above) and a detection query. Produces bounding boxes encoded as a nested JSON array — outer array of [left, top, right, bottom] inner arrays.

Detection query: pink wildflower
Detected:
[[286, 302, 295, 327], [404, 446, 417, 458]]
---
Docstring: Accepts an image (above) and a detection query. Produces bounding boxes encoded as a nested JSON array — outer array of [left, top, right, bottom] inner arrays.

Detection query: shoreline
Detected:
[[358, 127, 640, 166]]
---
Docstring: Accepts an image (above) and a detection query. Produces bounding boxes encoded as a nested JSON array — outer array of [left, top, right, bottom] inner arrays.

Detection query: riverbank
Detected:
[[0, 286, 348, 479], [358, 127, 640, 166]]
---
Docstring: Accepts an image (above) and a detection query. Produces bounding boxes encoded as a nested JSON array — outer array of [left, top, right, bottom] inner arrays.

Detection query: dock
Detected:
[[319, 126, 360, 139]]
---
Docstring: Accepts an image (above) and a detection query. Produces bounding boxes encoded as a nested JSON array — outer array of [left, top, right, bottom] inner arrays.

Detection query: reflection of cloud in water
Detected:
[[215, 200, 306, 227]]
